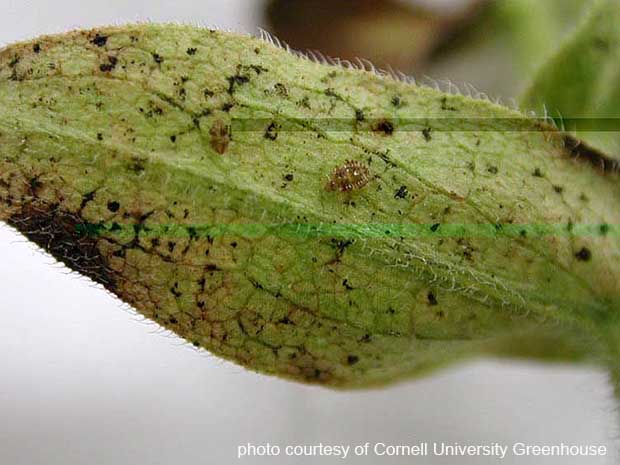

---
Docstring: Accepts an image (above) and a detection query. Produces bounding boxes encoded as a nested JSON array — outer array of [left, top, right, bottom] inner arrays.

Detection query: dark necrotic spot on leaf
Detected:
[[265, 122, 280, 141], [107, 201, 120, 212], [8, 203, 116, 290], [394, 185, 408, 199], [274, 83, 288, 96], [99, 56, 117, 72], [372, 119, 394, 135], [170, 284, 182, 298], [227, 74, 250, 94], [575, 247, 592, 262], [440, 96, 457, 111], [391, 95, 403, 107], [91, 34, 108, 47]]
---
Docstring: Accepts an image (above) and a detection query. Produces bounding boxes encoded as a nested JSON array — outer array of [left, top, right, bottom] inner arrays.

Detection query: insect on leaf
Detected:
[[1, 24, 619, 387]]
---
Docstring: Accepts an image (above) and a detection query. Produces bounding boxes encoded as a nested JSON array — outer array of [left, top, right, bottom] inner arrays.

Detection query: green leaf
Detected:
[[428, 0, 586, 96], [493, 0, 586, 73], [1, 25, 619, 387], [521, 0, 620, 160]]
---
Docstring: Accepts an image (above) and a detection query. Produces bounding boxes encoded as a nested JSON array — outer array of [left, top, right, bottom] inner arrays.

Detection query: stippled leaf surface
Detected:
[[1, 25, 619, 387], [522, 0, 620, 160]]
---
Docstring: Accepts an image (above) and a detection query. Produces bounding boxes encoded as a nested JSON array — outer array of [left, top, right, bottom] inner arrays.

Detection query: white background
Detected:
[[0, 1, 618, 464]]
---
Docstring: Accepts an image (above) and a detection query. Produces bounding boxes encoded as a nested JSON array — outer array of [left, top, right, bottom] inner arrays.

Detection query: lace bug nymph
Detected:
[[325, 160, 370, 192]]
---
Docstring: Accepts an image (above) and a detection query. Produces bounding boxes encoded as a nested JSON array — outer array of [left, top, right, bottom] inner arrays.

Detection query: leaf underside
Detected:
[[1, 24, 619, 387]]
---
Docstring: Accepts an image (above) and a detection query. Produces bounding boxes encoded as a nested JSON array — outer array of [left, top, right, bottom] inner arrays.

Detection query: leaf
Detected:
[[521, 0, 620, 160], [1, 25, 619, 387], [493, 0, 587, 72], [428, 0, 587, 96]]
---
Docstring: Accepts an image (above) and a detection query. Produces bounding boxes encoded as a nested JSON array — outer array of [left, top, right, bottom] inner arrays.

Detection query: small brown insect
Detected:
[[209, 119, 231, 154], [325, 160, 370, 192]]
